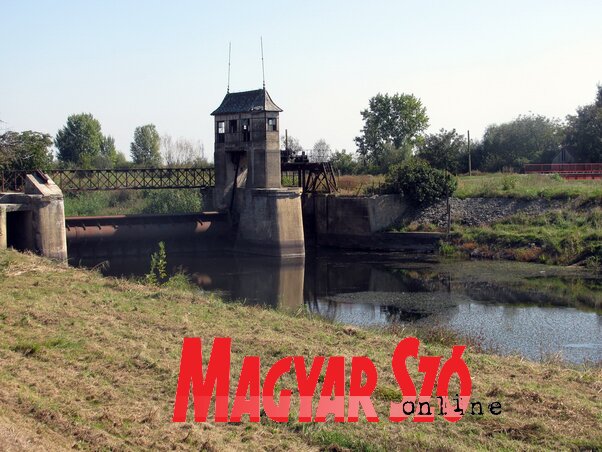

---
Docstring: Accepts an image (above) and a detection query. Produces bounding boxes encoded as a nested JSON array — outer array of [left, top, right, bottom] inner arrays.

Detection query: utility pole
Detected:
[[444, 167, 451, 236], [467, 130, 472, 176]]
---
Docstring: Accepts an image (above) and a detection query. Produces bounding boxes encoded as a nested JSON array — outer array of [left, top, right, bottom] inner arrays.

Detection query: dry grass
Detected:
[[336, 175, 385, 196], [0, 250, 600, 451], [334, 172, 602, 201]]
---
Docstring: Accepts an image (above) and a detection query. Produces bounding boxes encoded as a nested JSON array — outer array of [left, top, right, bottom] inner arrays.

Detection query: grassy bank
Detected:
[[336, 172, 602, 201], [63, 189, 202, 216], [435, 208, 602, 266], [0, 250, 600, 451], [455, 173, 602, 201]]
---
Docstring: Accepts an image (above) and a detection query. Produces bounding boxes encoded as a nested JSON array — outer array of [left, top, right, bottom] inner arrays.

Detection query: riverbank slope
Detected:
[[401, 174, 602, 266], [0, 250, 600, 451]]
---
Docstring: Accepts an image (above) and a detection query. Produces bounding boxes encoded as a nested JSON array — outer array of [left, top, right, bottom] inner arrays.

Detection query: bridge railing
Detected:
[[1, 167, 216, 192], [2, 163, 338, 193], [524, 163, 602, 174], [49, 167, 216, 192], [0, 170, 29, 193]]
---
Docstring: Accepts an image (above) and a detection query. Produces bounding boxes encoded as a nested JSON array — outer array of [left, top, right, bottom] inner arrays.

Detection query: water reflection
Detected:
[[79, 252, 305, 310], [71, 249, 602, 364]]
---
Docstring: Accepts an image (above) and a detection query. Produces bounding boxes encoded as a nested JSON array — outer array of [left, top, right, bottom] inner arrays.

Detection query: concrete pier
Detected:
[[236, 188, 305, 257], [0, 173, 67, 262], [0, 205, 6, 250]]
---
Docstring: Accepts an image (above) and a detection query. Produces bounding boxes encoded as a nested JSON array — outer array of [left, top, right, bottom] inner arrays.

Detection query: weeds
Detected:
[[454, 208, 602, 265], [144, 242, 195, 290], [64, 189, 202, 216], [145, 242, 168, 285], [438, 241, 457, 257]]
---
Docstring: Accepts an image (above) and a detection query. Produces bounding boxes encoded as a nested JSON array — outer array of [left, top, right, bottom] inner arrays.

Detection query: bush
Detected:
[[141, 189, 201, 214], [384, 158, 457, 205], [63, 192, 112, 216]]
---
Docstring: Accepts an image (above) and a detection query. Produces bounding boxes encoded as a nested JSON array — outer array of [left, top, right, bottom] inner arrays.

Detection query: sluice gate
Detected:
[[65, 212, 232, 256]]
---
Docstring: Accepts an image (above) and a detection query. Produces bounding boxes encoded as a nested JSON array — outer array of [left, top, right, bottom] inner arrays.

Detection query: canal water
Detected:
[[71, 249, 602, 364]]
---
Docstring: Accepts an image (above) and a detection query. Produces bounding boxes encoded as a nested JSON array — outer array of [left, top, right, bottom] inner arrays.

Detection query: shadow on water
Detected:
[[71, 246, 602, 364]]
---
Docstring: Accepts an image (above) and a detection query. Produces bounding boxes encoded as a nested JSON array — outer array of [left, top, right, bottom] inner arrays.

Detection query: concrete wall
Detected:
[[0, 206, 6, 250], [24, 174, 68, 261], [236, 188, 305, 257], [305, 194, 409, 237], [0, 173, 68, 262], [302, 194, 439, 252]]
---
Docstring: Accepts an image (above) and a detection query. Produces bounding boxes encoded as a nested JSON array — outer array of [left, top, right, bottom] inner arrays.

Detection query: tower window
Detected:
[[241, 119, 251, 142], [229, 119, 238, 133], [216, 121, 225, 143], [267, 118, 277, 132]]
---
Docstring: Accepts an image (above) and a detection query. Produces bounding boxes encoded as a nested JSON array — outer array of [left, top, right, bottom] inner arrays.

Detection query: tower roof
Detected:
[[211, 89, 282, 115]]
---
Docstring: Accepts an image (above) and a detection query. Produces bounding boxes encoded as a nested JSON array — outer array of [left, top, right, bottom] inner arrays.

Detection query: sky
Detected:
[[1, 0, 601, 162]]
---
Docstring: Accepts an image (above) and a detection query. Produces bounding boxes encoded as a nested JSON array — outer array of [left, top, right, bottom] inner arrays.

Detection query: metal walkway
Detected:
[[2, 163, 338, 194]]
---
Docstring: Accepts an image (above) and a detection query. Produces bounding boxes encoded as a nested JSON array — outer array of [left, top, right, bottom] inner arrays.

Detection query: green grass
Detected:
[[456, 172, 602, 200], [331, 172, 602, 200], [63, 188, 202, 216], [450, 208, 602, 265]]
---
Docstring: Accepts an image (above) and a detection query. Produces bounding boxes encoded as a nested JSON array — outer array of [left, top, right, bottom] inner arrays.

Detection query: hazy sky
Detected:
[[1, 0, 601, 161]]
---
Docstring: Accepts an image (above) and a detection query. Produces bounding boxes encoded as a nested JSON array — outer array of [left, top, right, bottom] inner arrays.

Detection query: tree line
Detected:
[[331, 84, 602, 175], [0, 113, 207, 172], [3, 85, 601, 174]]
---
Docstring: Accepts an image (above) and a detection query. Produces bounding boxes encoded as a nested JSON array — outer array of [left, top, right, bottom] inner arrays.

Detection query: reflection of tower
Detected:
[[276, 257, 305, 311], [226, 255, 304, 310], [211, 89, 304, 257]]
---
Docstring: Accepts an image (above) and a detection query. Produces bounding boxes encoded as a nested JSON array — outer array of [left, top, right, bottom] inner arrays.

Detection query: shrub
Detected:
[[141, 189, 201, 214], [146, 241, 168, 285], [63, 192, 112, 216], [501, 174, 519, 191], [384, 158, 457, 205]]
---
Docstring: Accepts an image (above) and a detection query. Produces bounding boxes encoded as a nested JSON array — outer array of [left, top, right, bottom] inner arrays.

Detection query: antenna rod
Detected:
[[260, 36, 265, 89], [227, 42, 231, 93]]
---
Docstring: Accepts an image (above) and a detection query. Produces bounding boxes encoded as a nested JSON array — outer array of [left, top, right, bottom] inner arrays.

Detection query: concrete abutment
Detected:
[[0, 173, 67, 262]]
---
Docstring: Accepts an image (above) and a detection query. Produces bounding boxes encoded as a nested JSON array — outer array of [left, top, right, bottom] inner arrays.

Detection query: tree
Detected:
[[114, 151, 130, 168], [101, 135, 117, 162], [417, 128, 466, 173], [355, 93, 429, 172], [131, 124, 161, 166], [0, 130, 53, 171], [475, 114, 563, 171], [564, 85, 602, 162], [55, 113, 104, 165], [311, 138, 332, 162], [80, 135, 119, 169], [331, 149, 358, 175], [281, 134, 303, 153], [161, 134, 207, 167]]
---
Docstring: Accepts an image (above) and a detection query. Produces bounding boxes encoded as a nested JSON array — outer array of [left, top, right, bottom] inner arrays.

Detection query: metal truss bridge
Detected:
[[1, 163, 337, 194]]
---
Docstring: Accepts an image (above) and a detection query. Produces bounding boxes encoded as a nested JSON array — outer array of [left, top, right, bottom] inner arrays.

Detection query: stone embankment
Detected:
[[408, 197, 566, 227]]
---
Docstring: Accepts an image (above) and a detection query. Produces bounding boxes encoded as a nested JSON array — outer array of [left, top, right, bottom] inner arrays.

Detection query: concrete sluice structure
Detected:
[[65, 212, 232, 258], [210, 88, 305, 258], [0, 87, 439, 263], [0, 173, 67, 262]]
